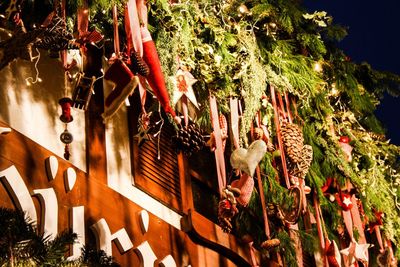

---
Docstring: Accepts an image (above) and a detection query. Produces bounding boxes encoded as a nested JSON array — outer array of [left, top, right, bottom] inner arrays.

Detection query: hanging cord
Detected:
[[152, 102, 165, 160], [25, 48, 41, 86]]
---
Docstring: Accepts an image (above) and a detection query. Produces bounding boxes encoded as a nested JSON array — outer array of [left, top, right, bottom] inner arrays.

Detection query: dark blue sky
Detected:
[[304, 0, 400, 145]]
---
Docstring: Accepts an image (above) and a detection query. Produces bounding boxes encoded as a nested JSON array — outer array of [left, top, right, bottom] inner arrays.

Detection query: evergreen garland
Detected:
[[5, 0, 400, 264]]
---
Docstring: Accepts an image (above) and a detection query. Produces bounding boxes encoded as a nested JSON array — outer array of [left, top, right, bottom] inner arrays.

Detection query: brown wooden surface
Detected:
[[0, 120, 255, 266]]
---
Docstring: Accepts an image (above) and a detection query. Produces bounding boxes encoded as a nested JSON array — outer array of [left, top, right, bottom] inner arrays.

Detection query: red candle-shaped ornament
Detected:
[[59, 97, 73, 123], [141, 27, 176, 117]]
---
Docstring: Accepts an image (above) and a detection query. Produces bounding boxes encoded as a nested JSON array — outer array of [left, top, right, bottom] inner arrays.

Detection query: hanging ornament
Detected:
[[0, 19, 44, 71], [141, 26, 176, 118], [277, 186, 302, 224], [71, 73, 95, 110], [217, 186, 240, 233], [325, 239, 341, 267], [339, 136, 353, 162], [230, 140, 267, 177], [336, 192, 353, 211], [171, 68, 198, 109], [60, 128, 73, 160], [74, 28, 104, 48], [102, 5, 139, 121], [102, 59, 139, 120], [58, 97, 74, 123], [171, 119, 204, 155], [207, 114, 228, 152], [60, 128, 73, 144], [321, 177, 339, 202], [340, 241, 370, 266], [368, 211, 383, 233], [129, 50, 150, 77], [230, 172, 254, 206], [261, 238, 281, 250], [135, 112, 152, 147], [281, 122, 304, 163], [34, 12, 78, 55], [287, 144, 313, 181], [170, 67, 198, 126]]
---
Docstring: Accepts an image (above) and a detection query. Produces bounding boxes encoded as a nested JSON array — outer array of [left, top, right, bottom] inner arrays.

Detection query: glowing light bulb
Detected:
[[314, 62, 322, 72]]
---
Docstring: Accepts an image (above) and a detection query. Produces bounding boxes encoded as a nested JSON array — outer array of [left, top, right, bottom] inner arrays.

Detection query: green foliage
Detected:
[[17, 0, 400, 264]]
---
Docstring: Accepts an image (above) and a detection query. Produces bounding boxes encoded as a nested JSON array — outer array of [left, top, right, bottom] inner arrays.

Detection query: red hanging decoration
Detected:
[[102, 59, 139, 120], [230, 172, 254, 206], [59, 97, 74, 123], [141, 27, 176, 117]]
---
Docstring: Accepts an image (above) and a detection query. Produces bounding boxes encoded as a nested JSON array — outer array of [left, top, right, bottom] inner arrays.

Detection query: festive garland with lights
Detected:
[[2, 0, 400, 265]]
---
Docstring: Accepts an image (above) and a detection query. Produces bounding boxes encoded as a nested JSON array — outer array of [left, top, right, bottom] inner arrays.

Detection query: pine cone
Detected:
[[253, 127, 264, 140], [261, 238, 281, 250], [281, 122, 304, 163], [287, 144, 313, 179], [130, 50, 150, 77]]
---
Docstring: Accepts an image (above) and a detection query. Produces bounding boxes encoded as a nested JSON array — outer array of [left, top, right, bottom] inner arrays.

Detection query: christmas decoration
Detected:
[[141, 26, 176, 118], [135, 112, 152, 147], [287, 144, 313, 180], [230, 140, 267, 177], [0, 19, 43, 71], [281, 122, 304, 164], [58, 97, 74, 123], [171, 68, 198, 109], [325, 239, 341, 267], [129, 50, 150, 77], [102, 59, 139, 120], [340, 241, 370, 266], [218, 187, 239, 233], [4, 0, 400, 265], [230, 172, 254, 206], [206, 114, 228, 152], [34, 12, 78, 55], [71, 73, 95, 110], [171, 120, 204, 155], [60, 128, 73, 160], [278, 186, 302, 224]]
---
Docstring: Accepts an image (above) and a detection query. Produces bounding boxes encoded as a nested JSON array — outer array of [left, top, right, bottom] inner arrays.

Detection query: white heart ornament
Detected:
[[230, 140, 267, 177]]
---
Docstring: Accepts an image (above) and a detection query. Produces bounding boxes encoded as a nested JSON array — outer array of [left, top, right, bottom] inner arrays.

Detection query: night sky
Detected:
[[304, 0, 400, 145]]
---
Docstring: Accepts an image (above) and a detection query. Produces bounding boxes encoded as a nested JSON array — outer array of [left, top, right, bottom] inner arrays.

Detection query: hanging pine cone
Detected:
[[129, 50, 150, 77], [261, 238, 281, 250], [171, 120, 205, 156], [299, 145, 313, 179], [287, 145, 313, 180], [253, 127, 264, 140], [217, 187, 240, 233], [281, 122, 304, 163]]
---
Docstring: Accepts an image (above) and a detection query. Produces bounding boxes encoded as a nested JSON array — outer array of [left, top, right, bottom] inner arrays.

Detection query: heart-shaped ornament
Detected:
[[230, 140, 267, 177]]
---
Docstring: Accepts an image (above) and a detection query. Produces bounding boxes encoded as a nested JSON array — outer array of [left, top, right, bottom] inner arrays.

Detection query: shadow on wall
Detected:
[[0, 34, 86, 170]]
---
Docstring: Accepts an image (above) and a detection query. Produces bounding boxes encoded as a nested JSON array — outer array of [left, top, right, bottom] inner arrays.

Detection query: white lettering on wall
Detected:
[[32, 188, 58, 240], [45, 156, 59, 181], [0, 165, 37, 223], [64, 167, 77, 192], [68, 206, 85, 260], [0, 165, 179, 265], [90, 218, 133, 255]]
